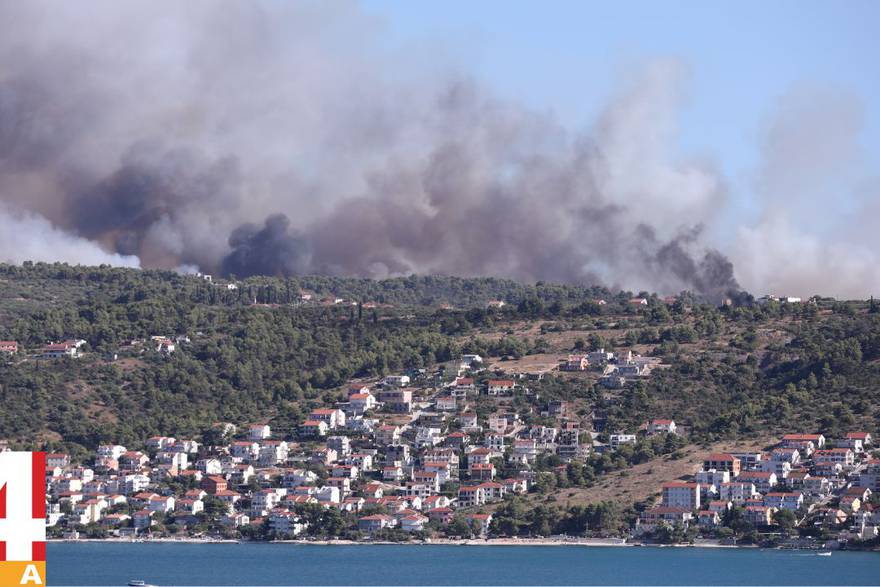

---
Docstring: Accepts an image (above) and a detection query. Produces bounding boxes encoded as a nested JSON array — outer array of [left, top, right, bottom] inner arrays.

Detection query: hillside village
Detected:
[[31, 351, 880, 548], [1, 265, 879, 549]]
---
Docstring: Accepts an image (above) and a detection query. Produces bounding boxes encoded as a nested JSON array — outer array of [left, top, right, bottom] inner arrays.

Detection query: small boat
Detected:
[[128, 580, 157, 587], [816, 551, 832, 556]]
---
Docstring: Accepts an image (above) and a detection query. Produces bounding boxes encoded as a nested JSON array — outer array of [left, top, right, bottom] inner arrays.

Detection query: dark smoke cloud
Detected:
[[67, 143, 242, 268], [649, 225, 740, 301], [0, 0, 744, 299], [222, 214, 310, 277]]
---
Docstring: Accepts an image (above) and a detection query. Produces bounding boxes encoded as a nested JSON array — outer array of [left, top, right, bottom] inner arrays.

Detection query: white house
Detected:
[[248, 424, 272, 440], [486, 380, 515, 396], [609, 434, 637, 450], [383, 375, 411, 387], [309, 408, 346, 430], [646, 419, 677, 436]]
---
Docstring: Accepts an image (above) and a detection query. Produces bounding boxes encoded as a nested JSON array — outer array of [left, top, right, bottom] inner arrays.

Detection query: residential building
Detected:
[[662, 482, 701, 510], [378, 389, 413, 413], [300, 420, 329, 437], [348, 392, 376, 415], [326, 436, 351, 456], [557, 423, 581, 459], [375, 425, 401, 446], [560, 355, 589, 372], [358, 514, 396, 534], [646, 419, 677, 436], [457, 485, 486, 507], [309, 408, 346, 430], [382, 375, 411, 387], [248, 424, 272, 440], [763, 492, 804, 511], [608, 434, 637, 450], [814, 448, 855, 468], [736, 471, 778, 494], [486, 380, 515, 396], [781, 434, 825, 449], [703, 454, 741, 477], [719, 482, 757, 504], [744, 505, 775, 526], [637, 507, 693, 532]]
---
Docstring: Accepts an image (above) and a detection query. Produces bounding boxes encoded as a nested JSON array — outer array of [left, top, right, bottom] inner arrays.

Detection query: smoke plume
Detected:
[[4, 0, 866, 299], [0, 205, 139, 268], [734, 87, 880, 298]]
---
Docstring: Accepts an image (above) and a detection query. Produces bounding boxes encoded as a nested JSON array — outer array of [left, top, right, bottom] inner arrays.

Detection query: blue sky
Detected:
[[363, 0, 879, 220]]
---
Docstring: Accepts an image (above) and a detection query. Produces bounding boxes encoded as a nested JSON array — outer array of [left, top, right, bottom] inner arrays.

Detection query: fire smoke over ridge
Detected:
[[1, 1, 875, 298]]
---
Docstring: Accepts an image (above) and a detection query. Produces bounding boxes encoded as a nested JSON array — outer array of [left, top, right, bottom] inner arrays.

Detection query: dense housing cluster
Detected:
[[38, 350, 672, 541], [37, 345, 879, 547], [642, 432, 879, 544]]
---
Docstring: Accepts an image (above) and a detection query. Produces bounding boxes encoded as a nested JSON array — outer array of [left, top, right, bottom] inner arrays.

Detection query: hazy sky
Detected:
[[364, 0, 880, 240]]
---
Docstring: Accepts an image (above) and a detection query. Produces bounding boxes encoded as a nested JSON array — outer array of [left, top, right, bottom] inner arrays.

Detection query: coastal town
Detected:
[[1, 269, 877, 551], [22, 344, 877, 548]]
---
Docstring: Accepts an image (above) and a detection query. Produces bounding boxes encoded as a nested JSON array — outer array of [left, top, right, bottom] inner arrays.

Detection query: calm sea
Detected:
[[48, 543, 880, 586]]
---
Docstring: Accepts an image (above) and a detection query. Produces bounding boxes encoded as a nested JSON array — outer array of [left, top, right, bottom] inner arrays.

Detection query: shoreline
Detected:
[[44, 537, 763, 549], [46, 537, 880, 553]]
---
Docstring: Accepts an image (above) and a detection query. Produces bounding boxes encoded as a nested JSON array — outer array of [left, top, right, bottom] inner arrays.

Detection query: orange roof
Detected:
[[705, 453, 739, 461]]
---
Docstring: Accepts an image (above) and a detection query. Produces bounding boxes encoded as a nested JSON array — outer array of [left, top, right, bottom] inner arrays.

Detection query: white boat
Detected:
[[128, 581, 157, 587], [816, 551, 832, 556]]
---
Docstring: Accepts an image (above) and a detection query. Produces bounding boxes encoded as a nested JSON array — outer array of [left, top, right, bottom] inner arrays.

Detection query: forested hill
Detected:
[[0, 262, 619, 318], [0, 262, 878, 459]]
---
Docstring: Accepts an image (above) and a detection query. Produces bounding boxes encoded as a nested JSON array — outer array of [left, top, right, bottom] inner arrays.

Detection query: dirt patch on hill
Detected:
[[110, 357, 147, 371], [523, 437, 774, 510], [484, 354, 561, 374]]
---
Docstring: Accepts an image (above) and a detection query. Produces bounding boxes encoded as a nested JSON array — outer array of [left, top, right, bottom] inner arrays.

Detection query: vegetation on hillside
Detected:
[[0, 262, 878, 459]]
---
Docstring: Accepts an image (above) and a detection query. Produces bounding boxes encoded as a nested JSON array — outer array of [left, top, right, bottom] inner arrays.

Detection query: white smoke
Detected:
[[0, 205, 140, 267], [733, 87, 880, 298]]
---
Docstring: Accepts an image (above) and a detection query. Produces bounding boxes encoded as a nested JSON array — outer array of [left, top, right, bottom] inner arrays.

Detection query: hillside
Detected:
[[0, 262, 878, 461]]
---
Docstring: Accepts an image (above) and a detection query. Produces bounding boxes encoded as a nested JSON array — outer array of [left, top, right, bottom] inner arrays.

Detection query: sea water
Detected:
[[48, 543, 880, 586]]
